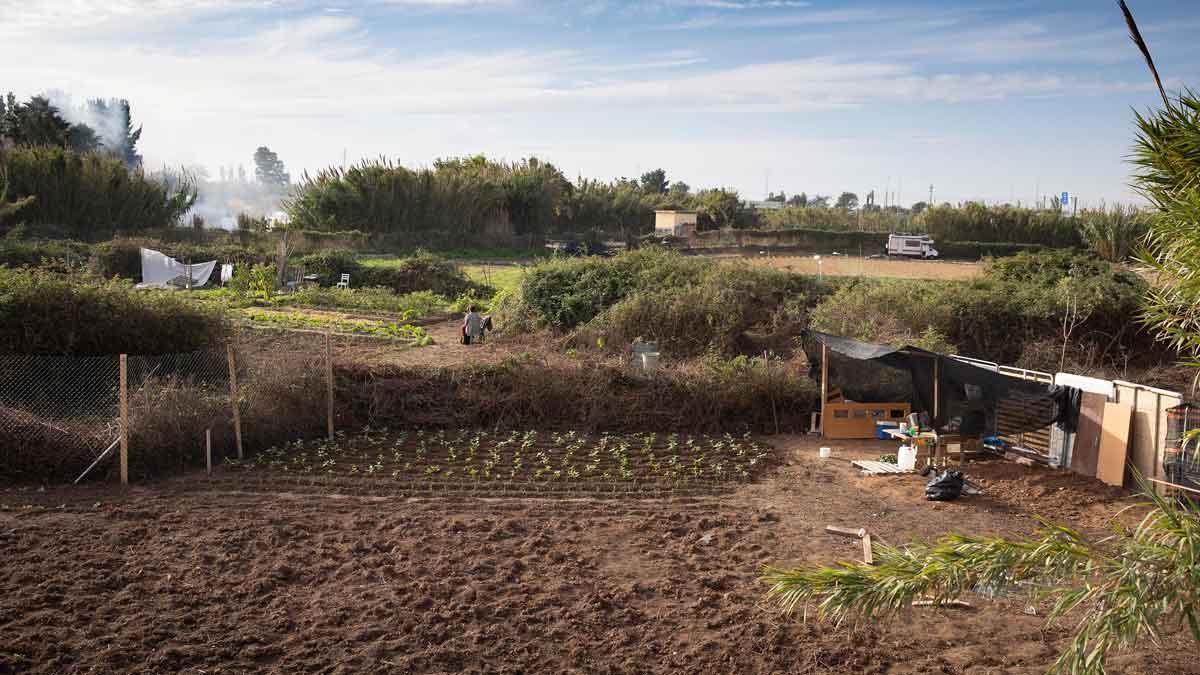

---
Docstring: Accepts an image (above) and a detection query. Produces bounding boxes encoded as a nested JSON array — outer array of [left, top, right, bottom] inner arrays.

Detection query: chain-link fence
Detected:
[[0, 348, 253, 484], [0, 354, 120, 483]]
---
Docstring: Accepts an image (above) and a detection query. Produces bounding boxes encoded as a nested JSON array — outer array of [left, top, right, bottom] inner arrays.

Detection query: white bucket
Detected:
[[641, 352, 659, 370], [819, 447, 832, 459], [897, 445, 917, 471]]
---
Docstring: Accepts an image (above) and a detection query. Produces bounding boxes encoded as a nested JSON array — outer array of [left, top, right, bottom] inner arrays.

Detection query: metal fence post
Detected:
[[119, 354, 128, 486]]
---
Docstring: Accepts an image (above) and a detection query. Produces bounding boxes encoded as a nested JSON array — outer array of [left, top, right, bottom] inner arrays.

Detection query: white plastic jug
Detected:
[[897, 445, 917, 471]]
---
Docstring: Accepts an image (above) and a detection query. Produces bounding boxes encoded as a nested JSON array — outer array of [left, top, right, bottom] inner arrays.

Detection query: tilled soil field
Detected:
[[1, 438, 1196, 674]]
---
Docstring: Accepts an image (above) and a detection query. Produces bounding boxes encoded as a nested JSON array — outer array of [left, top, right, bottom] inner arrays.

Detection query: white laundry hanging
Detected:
[[136, 248, 217, 289]]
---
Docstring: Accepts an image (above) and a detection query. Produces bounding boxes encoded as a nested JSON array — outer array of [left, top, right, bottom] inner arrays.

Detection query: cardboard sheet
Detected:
[[1096, 402, 1133, 487]]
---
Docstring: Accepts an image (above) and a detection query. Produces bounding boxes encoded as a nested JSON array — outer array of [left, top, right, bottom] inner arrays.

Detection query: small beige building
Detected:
[[654, 210, 698, 238]]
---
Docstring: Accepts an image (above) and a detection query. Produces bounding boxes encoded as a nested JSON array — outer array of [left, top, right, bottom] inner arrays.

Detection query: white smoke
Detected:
[[42, 89, 132, 158], [185, 166, 288, 230]]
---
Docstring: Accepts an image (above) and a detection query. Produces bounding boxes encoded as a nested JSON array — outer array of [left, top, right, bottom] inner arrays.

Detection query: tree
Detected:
[[83, 98, 142, 167], [808, 194, 830, 208], [67, 123, 102, 153], [835, 191, 859, 210], [639, 168, 668, 194], [910, 201, 928, 214], [1125, 5, 1200, 380], [254, 146, 289, 188], [0, 92, 112, 155], [696, 188, 742, 229], [668, 181, 691, 197], [787, 192, 808, 207]]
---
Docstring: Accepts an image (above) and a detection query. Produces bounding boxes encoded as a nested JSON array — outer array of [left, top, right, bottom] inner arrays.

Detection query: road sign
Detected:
[[1061, 191, 1069, 206]]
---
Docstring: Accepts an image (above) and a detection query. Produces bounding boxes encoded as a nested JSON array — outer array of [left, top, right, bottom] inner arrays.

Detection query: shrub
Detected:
[[0, 268, 227, 355], [227, 264, 276, 301], [360, 251, 474, 297], [518, 248, 709, 329], [808, 251, 1151, 365], [296, 249, 474, 297]]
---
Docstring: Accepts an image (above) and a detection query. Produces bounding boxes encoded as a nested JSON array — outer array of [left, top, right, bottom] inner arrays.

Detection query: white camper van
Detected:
[[886, 234, 939, 259]]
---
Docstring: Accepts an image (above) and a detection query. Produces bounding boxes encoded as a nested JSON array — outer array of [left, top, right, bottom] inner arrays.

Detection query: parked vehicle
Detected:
[[885, 234, 939, 259]]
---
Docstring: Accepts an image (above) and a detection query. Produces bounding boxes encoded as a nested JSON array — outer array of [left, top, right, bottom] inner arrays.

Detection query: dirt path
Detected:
[[1, 437, 1192, 674], [236, 318, 555, 370]]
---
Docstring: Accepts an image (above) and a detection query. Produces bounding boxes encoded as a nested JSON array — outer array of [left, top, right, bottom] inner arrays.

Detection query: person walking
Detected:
[[462, 305, 484, 345]]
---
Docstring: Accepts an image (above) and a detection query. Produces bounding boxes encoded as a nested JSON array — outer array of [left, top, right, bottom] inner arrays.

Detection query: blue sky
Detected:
[[2, 0, 1197, 206]]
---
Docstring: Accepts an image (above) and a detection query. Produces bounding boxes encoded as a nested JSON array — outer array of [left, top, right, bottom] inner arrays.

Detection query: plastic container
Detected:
[[819, 447, 832, 459], [641, 352, 660, 371], [875, 421, 900, 440], [897, 445, 917, 471]]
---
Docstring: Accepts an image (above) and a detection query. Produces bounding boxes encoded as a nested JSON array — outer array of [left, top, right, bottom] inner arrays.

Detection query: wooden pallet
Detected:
[[852, 460, 911, 475]]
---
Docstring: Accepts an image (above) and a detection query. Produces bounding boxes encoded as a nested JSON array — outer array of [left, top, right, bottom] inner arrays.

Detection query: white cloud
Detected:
[[0, 0, 276, 36], [0, 4, 1158, 204]]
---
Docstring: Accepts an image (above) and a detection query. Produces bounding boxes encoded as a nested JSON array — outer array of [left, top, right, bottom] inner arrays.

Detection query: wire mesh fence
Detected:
[[0, 348, 250, 484], [0, 354, 120, 483]]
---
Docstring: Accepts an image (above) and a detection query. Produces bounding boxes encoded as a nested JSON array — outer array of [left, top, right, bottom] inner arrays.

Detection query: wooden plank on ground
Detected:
[[1096, 402, 1133, 487], [851, 460, 910, 475]]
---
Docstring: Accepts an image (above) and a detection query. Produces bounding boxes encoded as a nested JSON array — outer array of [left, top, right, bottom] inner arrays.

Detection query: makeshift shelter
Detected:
[[804, 330, 1078, 444]]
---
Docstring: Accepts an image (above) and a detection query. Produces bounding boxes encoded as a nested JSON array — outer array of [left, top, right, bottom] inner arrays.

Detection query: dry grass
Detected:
[[728, 254, 983, 280]]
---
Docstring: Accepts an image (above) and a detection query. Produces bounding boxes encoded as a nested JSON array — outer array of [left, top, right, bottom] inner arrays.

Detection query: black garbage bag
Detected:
[[925, 469, 964, 501]]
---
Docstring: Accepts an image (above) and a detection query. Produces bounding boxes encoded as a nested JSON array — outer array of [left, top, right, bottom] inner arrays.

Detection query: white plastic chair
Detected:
[[336, 273, 350, 289]]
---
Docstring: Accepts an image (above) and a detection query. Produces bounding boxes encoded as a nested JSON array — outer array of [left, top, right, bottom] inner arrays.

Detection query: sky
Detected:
[[1, 0, 1198, 207]]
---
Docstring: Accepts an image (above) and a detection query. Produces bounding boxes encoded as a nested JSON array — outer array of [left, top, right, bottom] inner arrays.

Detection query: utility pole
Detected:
[[928, 184, 934, 204]]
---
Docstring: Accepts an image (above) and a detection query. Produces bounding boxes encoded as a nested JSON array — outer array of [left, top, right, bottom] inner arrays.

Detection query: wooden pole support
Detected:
[[825, 525, 866, 539], [819, 342, 829, 437], [226, 345, 244, 460], [205, 428, 212, 475], [861, 533, 874, 565], [933, 356, 940, 421], [119, 354, 129, 486], [325, 331, 335, 441]]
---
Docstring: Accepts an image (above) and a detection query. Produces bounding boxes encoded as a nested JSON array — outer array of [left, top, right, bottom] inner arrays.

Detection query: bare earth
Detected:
[[2, 438, 1195, 674]]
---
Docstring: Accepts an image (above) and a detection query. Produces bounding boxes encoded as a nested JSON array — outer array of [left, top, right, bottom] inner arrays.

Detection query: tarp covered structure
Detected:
[[137, 248, 217, 289], [803, 330, 1079, 436]]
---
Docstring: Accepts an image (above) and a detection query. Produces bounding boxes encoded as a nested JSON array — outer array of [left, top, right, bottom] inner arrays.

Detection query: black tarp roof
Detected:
[[803, 330, 1078, 433]]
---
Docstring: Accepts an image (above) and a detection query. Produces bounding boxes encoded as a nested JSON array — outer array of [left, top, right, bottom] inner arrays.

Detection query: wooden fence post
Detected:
[[119, 354, 128, 486], [206, 428, 212, 475], [819, 342, 829, 438], [227, 345, 243, 460], [326, 332, 335, 440]]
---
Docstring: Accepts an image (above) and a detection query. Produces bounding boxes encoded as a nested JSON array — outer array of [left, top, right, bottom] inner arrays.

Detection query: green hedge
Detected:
[[0, 238, 93, 270], [295, 249, 476, 297], [90, 238, 272, 280], [0, 268, 227, 355]]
